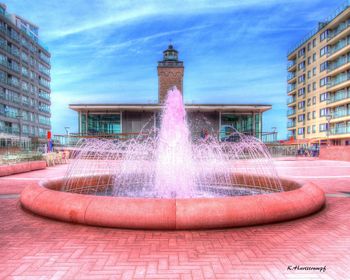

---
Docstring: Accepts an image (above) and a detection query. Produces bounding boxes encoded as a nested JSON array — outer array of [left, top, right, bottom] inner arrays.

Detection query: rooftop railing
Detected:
[[287, 0, 350, 56]]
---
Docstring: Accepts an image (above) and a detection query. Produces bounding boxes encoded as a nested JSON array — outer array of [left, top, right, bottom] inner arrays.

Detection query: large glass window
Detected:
[[220, 113, 254, 140], [85, 114, 121, 134]]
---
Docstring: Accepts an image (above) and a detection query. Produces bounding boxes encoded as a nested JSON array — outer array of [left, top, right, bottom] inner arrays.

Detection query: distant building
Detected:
[[70, 45, 271, 140], [0, 3, 51, 146], [287, 2, 350, 145]]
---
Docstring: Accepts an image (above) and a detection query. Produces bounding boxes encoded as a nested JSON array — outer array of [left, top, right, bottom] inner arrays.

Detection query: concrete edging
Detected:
[[0, 161, 46, 177], [20, 177, 326, 230]]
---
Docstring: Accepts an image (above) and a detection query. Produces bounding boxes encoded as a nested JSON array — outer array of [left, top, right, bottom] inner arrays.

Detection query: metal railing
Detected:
[[287, 84, 296, 93], [287, 109, 296, 116], [332, 109, 350, 118], [328, 19, 350, 40], [287, 0, 350, 55], [287, 60, 296, 69], [328, 54, 350, 72], [287, 96, 296, 104], [331, 125, 350, 134], [327, 72, 350, 88], [327, 89, 350, 103], [329, 36, 350, 56], [287, 122, 296, 128]]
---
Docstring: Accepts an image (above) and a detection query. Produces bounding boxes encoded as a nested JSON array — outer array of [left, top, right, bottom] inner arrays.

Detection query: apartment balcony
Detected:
[[328, 19, 350, 45], [327, 89, 350, 106], [287, 121, 296, 128], [328, 37, 350, 60], [287, 96, 296, 105], [287, 60, 296, 71], [330, 125, 350, 135], [328, 54, 350, 75], [287, 72, 296, 83], [331, 109, 350, 120], [287, 84, 296, 94], [287, 109, 296, 116], [327, 72, 350, 91]]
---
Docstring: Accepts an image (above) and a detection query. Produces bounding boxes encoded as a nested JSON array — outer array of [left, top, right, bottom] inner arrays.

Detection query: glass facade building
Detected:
[[0, 4, 51, 142]]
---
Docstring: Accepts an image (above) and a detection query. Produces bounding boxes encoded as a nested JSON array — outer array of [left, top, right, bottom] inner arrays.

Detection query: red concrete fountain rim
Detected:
[[20, 177, 326, 230]]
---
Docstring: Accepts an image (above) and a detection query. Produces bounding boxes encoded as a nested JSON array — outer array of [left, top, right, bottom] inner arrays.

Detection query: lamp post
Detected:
[[16, 114, 23, 150], [64, 126, 70, 146], [326, 114, 332, 147]]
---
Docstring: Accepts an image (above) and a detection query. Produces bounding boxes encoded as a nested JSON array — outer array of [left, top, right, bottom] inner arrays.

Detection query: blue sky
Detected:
[[7, 0, 349, 138]]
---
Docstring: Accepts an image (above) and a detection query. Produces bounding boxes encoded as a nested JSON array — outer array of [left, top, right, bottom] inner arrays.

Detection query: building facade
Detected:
[[70, 45, 271, 141], [287, 2, 350, 145], [0, 3, 51, 146]]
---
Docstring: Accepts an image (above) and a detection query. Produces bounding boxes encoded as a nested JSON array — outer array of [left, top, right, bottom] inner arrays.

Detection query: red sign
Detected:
[[47, 131, 51, 139]]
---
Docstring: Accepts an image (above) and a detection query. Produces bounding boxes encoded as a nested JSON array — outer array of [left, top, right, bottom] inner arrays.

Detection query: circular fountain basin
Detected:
[[20, 175, 325, 230]]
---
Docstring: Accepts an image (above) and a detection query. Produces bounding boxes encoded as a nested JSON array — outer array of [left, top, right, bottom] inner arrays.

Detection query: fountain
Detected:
[[20, 88, 325, 229]]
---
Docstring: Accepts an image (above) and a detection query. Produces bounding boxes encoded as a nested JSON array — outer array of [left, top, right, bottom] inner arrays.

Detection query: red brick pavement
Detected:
[[0, 159, 349, 279]]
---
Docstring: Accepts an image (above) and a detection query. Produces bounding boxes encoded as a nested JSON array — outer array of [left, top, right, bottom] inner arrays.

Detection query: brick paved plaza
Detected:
[[0, 158, 349, 280]]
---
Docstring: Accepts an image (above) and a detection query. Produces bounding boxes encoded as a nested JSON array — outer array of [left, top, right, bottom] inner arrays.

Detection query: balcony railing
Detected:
[[328, 89, 350, 104], [287, 72, 296, 80], [329, 37, 350, 56], [333, 109, 350, 118], [287, 122, 296, 128], [328, 19, 350, 40], [331, 125, 350, 134], [287, 60, 296, 69], [287, 84, 296, 93], [287, 109, 296, 116], [287, 96, 296, 104], [328, 54, 350, 72], [328, 72, 350, 88]]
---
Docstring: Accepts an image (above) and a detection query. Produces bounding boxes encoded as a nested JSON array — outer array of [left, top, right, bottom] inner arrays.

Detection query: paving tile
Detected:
[[0, 159, 349, 279]]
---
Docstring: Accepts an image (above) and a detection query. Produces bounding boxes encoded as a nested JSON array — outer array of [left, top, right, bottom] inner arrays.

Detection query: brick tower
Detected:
[[157, 45, 184, 103]]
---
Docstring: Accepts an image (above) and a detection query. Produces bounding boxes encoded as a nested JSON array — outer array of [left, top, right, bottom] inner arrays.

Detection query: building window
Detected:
[[313, 82, 316, 91], [298, 101, 305, 109], [298, 88, 305, 96], [320, 46, 329, 57], [313, 53, 316, 61], [320, 108, 330, 117], [320, 77, 329, 87], [312, 125, 316, 133], [298, 114, 305, 122], [298, 127, 305, 135], [313, 39, 317, 48], [307, 84, 311, 93], [320, 30, 329, 41], [298, 74, 305, 84], [307, 42, 311, 51], [307, 126, 311, 134], [320, 61, 328, 72], [307, 56, 311, 65], [298, 61, 305, 71], [312, 111, 316, 119], [307, 71, 311, 79], [313, 67, 317, 76], [307, 112, 311, 120], [319, 123, 329, 132], [298, 48, 305, 58], [312, 96, 316, 104], [320, 92, 329, 102], [220, 114, 254, 139], [307, 98, 311, 106]]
